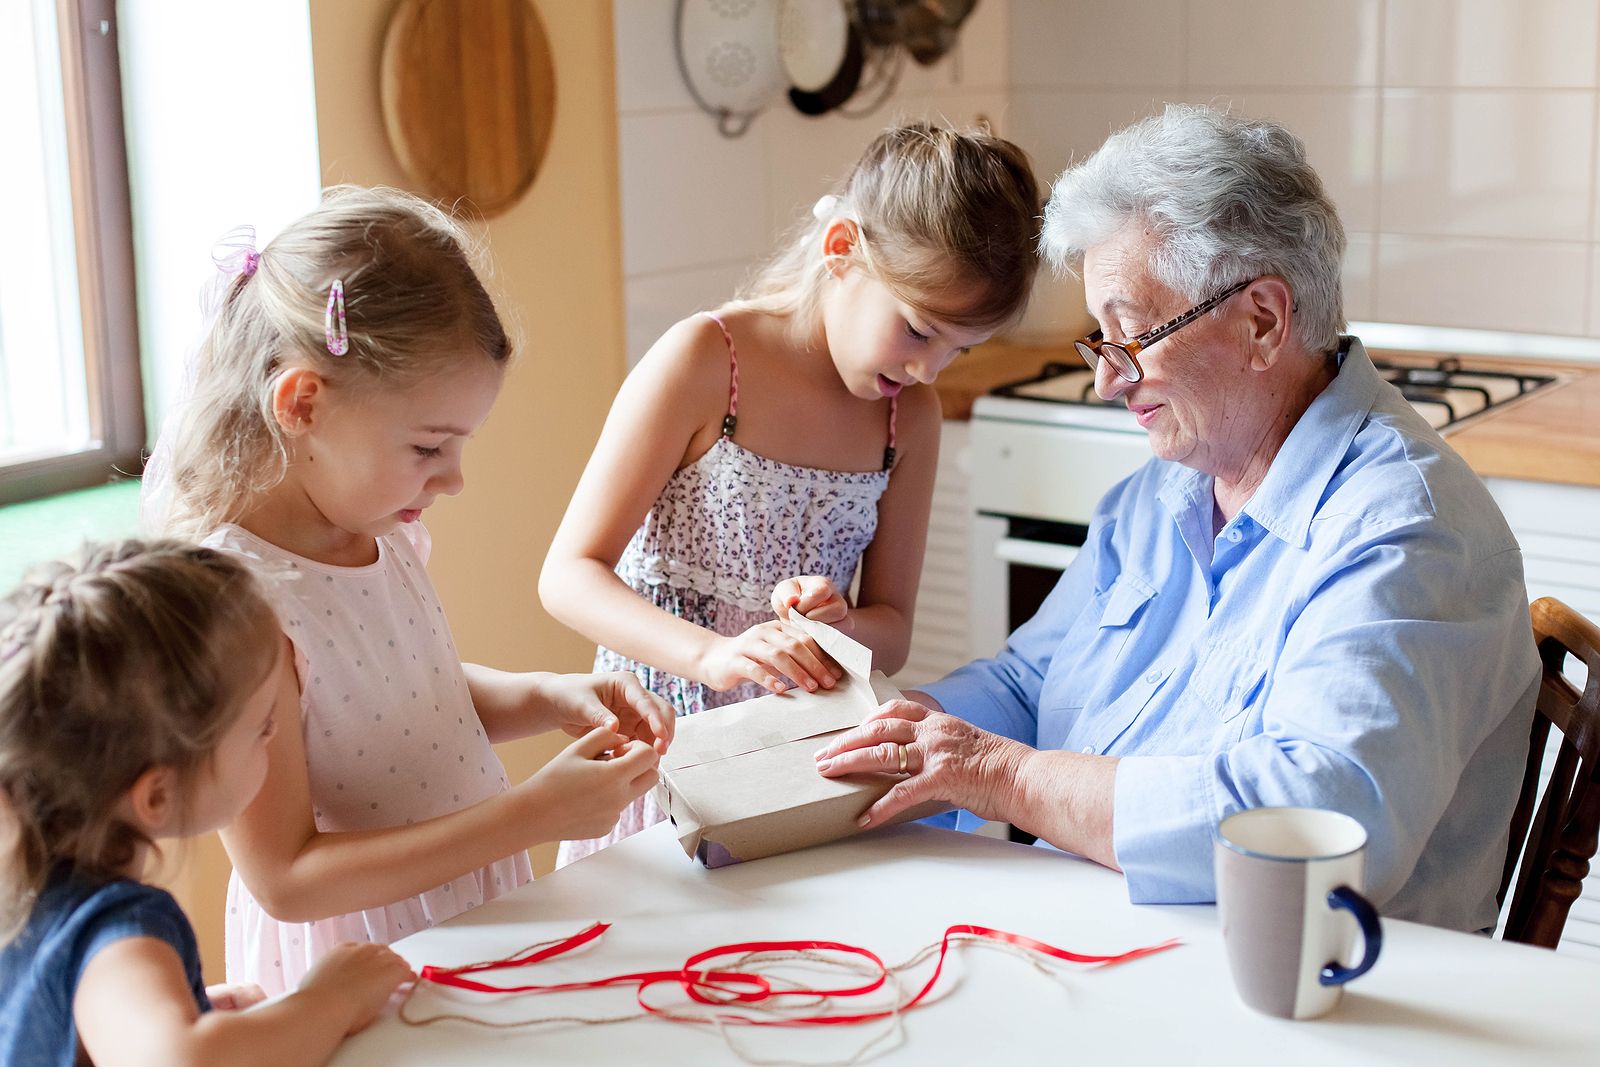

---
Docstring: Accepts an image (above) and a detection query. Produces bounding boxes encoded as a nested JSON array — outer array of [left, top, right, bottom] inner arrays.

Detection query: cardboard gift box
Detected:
[[654, 614, 951, 867]]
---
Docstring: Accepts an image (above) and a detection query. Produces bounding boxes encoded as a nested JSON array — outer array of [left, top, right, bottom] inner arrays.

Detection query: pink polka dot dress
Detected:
[[204, 522, 532, 995]]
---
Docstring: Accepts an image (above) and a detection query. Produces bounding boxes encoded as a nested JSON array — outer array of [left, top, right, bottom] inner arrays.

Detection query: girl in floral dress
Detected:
[[541, 124, 1042, 864]]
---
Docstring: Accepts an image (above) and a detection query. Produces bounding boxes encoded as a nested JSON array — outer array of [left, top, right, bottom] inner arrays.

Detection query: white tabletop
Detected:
[[331, 823, 1600, 1066]]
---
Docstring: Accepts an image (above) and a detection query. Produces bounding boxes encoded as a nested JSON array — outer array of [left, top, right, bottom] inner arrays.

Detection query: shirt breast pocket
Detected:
[[1189, 641, 1269, 724], [1045, 573, 1158, 712]]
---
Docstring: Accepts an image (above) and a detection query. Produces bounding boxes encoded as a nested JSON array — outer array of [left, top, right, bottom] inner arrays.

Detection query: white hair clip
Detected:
[[812, 194, 841, 222]]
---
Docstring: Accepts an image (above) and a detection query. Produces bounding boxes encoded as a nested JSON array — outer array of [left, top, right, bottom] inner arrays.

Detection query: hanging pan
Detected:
[[787, 14, 865, 115]]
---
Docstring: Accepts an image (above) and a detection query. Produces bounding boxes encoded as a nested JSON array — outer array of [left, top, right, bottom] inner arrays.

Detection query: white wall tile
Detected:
[[1374, 235, 1588, 334], [948, 0, 1010, 91], [1594, 102, 1600, 241], [624, 260, 757, 367], [759, 89, 1013, 238], [613, 0, 695, 114], [1343, 231, 1376, 323], [619, 111, 772, 276], [1192, 91, 1380, 232], [886, 0, 1012, 96], [1008, 0, 1186, 89], [1589, 245, 1600, 335], [760, 107, 893, 235], [1380, 89, 1593, 241], [1008, 90, 1172, 180], [1188, 0, 1380, 88], [1385, 0, 1600, 89]]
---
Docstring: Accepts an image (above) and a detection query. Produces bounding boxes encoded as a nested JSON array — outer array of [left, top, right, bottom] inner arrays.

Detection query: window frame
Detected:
[[0, 0, 144, 507]]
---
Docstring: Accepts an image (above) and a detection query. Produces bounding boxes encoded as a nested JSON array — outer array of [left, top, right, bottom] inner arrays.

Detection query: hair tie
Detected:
[[325, 279, 349, 356], [211, 224, 259, 280]]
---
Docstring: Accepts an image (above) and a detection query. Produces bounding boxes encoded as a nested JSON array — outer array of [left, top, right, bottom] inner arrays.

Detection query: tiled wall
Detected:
[[614, 0, 1018, 364], [1007, 0, 1600, 340], [618, 0, 1600, 350]]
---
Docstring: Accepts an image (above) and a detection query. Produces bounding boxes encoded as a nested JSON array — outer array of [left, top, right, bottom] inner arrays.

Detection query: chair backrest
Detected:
[[1499, 597, 1600, 949]]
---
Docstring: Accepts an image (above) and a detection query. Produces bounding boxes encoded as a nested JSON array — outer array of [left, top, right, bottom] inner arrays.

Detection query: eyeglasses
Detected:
[[1074, 278, 1255, 384]]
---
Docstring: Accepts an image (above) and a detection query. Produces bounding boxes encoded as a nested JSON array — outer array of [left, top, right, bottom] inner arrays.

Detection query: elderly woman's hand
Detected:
[[813, 697, 1028, 828]]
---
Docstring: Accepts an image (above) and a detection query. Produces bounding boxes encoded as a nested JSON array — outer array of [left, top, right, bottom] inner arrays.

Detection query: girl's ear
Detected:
[[270, 367, 325, 435], [124, 766, 179, 837], [820, 219, 860, 278]]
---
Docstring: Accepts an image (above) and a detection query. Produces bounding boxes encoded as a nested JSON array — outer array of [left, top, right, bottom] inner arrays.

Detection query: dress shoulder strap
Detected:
[[701, 312, 739, 439], [883, 395, 898, 471]]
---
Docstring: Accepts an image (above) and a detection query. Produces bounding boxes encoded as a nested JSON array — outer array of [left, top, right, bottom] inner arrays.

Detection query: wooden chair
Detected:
[[1498, 597, 1600, 949]]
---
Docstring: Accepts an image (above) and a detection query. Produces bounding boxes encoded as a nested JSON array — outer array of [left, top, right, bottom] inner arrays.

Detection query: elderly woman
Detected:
[[816, 105, 1540, 932]]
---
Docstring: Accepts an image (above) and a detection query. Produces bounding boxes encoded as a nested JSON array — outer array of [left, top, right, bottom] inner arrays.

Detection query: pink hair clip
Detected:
[[325, 278, 349, 356], [242, 250, 260, 277]]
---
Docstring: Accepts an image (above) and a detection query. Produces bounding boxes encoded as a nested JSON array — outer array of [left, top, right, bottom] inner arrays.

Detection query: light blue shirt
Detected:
[[924, 339, 1539, 932]]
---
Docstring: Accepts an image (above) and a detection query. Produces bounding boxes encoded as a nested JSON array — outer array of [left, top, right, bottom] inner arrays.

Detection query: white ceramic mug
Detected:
[[1214, 807, 1383, 1019]]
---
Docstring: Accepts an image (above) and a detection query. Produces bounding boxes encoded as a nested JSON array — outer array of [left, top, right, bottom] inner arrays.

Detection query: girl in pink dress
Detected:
[[541, 124, 1042, 864], [143, 187, 672, 995]]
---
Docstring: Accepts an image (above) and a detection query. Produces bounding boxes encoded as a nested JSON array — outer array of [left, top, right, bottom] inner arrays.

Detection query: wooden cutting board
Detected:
[[379, 0, 556, 219]]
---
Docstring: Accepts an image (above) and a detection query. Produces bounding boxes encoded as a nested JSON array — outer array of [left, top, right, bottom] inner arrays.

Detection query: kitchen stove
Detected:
[[980, 354, 1560, 433]]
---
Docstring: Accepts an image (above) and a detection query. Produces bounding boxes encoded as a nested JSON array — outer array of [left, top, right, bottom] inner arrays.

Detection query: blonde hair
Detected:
[[726, 122, 1043, 338], [151, 186, 512, 539], [0, 540, 279, 945]]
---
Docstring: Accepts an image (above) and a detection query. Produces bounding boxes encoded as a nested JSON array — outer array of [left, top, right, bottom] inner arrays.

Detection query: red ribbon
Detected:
[[419, 923, 1181, 1028]]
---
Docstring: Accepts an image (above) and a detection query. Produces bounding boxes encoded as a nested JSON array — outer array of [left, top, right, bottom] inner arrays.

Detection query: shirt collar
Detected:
[[1240, 336, 1378, 548], [1153, 337, 1379, 547]]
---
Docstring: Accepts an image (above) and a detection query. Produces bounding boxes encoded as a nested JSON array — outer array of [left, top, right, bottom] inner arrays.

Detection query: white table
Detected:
[[332, 823, 1600, 1065]]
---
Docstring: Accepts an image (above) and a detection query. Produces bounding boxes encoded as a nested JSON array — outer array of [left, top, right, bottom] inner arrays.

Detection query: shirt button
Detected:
[[1144, 669, 1161, 684], [1080, 745, 1095, 755], [1226, 528, 1244, 543]]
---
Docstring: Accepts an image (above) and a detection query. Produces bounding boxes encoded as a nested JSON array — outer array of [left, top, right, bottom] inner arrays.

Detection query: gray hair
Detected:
[[1042, 104, 1346, 354]]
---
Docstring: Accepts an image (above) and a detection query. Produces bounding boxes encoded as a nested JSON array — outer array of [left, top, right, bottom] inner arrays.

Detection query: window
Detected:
[[0, 0, 142, 506]]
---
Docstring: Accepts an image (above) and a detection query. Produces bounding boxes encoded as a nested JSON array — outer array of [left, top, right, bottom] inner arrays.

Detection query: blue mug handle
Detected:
[[1319, 885, 1382, 985]]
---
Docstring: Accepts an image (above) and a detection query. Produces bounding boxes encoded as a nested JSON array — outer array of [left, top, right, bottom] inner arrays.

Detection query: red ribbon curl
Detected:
[[418, 922, 1181, 1028]]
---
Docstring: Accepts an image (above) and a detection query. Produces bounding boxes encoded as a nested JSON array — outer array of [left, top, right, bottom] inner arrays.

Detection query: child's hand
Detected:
[[296, 942, 415, 1036], [204, 982, 267, 1011], [542, 672, 675, 754], [701, 621, 843, 695], [523, 727, 660, 840], [771, 576, 851, 629]]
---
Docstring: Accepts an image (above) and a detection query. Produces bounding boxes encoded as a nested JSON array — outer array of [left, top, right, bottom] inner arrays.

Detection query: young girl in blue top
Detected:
[[0, 540, 413, 1067]]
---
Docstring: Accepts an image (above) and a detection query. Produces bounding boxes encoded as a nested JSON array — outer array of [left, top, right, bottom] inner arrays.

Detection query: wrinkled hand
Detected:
[[541, 672, 674, 754], [296, 942, 415, 1035], [770, 575, 850, 629], [523, 727, 661, 840], [813, 698, 1026, 827], [700, 620, 842, 695], [204, 982, 266, 1012]]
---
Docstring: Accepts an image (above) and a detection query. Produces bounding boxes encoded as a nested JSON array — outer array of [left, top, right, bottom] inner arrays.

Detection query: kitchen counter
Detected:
[[941, 340, 1600, 489]]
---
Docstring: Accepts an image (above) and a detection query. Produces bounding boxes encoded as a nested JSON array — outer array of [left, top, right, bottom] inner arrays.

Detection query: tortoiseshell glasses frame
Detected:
[[1074, 278, 1256, 384]]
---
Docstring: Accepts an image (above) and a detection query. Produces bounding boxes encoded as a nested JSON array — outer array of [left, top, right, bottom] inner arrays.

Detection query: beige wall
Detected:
[[163, 0, 625, 982]]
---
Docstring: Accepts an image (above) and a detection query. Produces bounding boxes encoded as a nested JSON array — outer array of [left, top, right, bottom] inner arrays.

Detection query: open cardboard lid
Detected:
[[661, 614, 877, 773]]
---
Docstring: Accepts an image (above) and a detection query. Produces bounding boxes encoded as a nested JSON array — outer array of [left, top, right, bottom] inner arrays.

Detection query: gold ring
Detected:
[[897, 743, 908, 775]]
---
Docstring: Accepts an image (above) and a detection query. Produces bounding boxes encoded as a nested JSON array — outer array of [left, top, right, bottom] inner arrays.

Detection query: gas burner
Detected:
[[982, 352, 1560, 433]]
